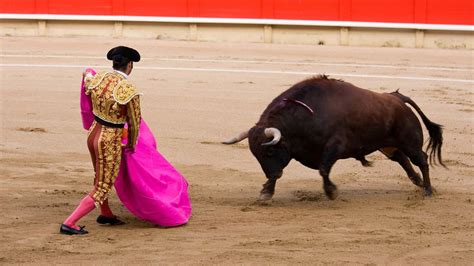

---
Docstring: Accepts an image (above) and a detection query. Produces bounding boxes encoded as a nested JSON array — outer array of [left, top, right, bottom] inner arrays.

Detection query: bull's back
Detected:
[[289, 78, 407, 147], [301, 79, 397, 121], [263, 76, 412, 135]]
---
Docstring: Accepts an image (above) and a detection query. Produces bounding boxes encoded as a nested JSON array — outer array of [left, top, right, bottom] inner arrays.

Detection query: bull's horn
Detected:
[[222, 130, 249, 144], [262, 128, 281, 146]]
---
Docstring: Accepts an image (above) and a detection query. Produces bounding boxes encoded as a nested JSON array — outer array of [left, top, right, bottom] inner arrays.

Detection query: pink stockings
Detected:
[[63, 195, 95, 230], [63, 194, 116, 230], [99, 199, 114, 218]]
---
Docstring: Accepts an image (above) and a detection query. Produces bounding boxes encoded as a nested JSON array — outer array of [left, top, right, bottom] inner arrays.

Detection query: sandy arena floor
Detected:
[[0, 37, 473, 264]]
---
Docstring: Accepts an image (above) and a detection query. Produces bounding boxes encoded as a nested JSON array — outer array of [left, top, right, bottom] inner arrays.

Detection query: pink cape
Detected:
[[80, 68, 192, 227]]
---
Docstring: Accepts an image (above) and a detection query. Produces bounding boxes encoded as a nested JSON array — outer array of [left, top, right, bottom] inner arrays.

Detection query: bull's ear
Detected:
[[248, 126, 259, 140], [248, 126, 258, 135]]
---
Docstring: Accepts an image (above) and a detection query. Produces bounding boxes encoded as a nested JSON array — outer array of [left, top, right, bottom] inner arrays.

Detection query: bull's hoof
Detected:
[[423, 187, 434, 197], [324, 185, 339, 200], [357, 156, 374, 167], [409, 174, 423, 187], [258, 192, 273, 202]]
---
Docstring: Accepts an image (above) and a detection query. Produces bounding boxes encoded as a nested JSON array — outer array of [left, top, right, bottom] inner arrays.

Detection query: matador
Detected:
[[60, 46, 141, 235]]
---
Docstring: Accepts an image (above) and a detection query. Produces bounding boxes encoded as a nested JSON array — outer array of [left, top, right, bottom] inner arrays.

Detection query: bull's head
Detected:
[[223, 126, 292, 180]]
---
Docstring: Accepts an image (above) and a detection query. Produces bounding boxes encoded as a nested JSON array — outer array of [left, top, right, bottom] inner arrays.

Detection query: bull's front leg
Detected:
[[259, 178, 277, 201], [319, 142, 342, 200], [320, 168, 338, 200]]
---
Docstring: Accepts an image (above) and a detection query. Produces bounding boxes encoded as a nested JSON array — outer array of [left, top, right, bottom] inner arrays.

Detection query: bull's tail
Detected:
[[391, 90, 445, 167]]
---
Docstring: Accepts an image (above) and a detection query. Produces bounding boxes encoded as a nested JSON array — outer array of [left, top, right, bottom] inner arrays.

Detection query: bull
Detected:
[[223, 75, 444, 201]]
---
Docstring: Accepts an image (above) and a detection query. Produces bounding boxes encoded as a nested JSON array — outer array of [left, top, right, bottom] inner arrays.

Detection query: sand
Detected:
[[0, 36, 473, 264]]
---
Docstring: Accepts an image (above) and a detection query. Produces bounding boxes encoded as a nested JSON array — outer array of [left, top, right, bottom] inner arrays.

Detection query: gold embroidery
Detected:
[[85, 71, 107, 95], [126, 96, 141, 148], [86, 70, 142, 205], [87, 72, 132, 124], [113, 80, 140, 105], [87, 121, 97, 138], [92, 125, 123, 205]]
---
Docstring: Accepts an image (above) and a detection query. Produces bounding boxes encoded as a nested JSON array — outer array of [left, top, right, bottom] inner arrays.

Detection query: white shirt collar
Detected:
[[114, 69, 128, 79]]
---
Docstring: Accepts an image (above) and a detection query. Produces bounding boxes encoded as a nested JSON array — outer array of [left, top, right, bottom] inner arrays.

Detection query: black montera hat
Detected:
[[107, 46, 141, 62]]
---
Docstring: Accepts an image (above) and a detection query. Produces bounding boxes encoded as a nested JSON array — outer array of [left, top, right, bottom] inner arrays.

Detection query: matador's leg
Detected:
[[62, 123, 103, 232], [91, 126, 125, 225]]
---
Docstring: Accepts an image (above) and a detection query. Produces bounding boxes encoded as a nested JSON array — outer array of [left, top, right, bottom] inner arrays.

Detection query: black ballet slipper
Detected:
[[60, 224, 89, 235], [96, 215, 125, 225]]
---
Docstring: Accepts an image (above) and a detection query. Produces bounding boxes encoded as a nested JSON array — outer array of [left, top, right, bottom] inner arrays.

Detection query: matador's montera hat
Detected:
[[107, 46, 141, 62]]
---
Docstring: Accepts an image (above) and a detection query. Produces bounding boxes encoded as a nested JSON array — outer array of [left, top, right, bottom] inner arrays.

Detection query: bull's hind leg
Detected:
[[356, 156, 374, 167], [402, 148, 433, 196], [380, 148, 423, 187]]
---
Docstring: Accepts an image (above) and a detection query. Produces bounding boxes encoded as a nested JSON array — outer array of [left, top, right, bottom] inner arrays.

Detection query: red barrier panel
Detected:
[[1, 0, 36, 13], [1, 0, 472, 25], [426, 0, 473, 25], [124, 0, 188, 17], [350, 0, 415, 23], [47, 0, 114, 15], [197, 0, 263, 18], [272, 0, 341, 21]]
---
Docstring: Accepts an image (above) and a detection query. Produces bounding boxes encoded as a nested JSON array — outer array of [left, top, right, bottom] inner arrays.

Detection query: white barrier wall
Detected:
[[0, 15, 472, 49]]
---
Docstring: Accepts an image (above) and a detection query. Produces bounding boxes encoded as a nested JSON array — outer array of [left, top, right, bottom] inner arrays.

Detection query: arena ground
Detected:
[[0, 37, 473, 264]]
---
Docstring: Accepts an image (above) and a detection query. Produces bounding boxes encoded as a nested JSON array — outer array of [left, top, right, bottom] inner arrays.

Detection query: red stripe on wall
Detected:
[[350, 0, 415, 23], [1, 0, 36, 13], [124, 0, 188, 17], [1, 0, 472, 25], [426, 0, 473, 25], [273, 0, 341, 21]]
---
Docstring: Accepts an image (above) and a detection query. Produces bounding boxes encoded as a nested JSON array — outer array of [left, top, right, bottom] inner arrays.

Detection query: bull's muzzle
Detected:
[[266, 171, 283, 179]]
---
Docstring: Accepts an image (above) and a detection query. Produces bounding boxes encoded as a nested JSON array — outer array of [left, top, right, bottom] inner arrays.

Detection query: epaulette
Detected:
[[86, 71, 108, 90], [113, 80, 141, 105]]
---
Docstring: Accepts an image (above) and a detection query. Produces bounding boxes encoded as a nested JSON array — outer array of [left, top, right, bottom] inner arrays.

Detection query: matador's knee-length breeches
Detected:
[[87, 121, 123, 206]]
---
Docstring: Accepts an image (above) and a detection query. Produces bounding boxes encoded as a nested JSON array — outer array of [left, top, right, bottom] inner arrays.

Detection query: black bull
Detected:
[[223, 75, 444, 201]]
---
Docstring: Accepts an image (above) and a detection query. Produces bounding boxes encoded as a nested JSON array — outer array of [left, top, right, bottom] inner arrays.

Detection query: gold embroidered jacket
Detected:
[[84, 71, 141, 147]]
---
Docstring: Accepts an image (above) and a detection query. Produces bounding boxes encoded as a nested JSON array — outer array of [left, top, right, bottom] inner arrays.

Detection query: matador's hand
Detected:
[[83, 69, 94, 79]]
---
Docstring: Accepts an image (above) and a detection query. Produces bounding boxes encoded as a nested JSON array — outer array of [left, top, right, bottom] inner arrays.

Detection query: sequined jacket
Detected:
[[84, 71, 141, 148]]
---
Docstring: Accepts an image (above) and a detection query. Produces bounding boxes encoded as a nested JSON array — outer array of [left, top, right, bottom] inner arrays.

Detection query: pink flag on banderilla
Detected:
[[80, 68, 192, 227]]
